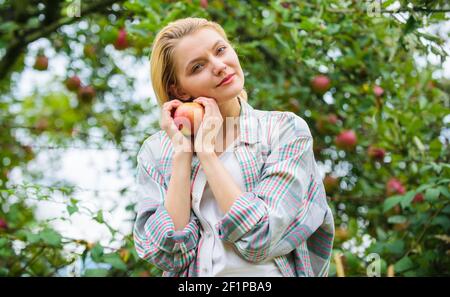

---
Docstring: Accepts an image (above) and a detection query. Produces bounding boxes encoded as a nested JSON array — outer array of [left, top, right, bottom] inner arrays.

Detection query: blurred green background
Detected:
[[0, 0, 449, 276]]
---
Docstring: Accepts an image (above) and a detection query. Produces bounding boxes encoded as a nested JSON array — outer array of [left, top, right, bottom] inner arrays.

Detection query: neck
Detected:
[[217, 96, 241, 119], [218, 97, 241, 137]]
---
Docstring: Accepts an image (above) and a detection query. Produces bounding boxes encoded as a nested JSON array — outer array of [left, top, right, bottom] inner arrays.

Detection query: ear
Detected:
[[169, 84, 191, 101]]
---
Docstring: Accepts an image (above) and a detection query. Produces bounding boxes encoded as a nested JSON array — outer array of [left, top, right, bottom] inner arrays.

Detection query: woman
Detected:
[[133, 17, 335, 277]]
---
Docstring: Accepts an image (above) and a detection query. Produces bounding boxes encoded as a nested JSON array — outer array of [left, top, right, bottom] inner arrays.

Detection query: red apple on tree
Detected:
[[114, 28, 129, 50], [327, 113, 338, 125], [33, 54, 48, 71], [368, 145, 386, 161], [311, 75, 331, 94], [200, 0, 208, 9], [386, 177, 406, 196], [65, 75, 81, 92], [335, 130, 357, 151], [412, 193, 424, 204], [0, 218, 8, 230], [173, 102, 205, 136]]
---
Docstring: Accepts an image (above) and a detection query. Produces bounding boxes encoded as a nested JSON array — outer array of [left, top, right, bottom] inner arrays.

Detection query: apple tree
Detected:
[[1, 0, 449, 276]]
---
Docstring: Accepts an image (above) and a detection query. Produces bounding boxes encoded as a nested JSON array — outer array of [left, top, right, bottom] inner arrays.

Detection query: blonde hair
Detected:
[[150, 17, 247, 106]]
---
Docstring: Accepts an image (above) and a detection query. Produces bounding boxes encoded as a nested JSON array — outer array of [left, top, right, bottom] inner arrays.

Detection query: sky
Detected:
[[6, 9, 450, 274]]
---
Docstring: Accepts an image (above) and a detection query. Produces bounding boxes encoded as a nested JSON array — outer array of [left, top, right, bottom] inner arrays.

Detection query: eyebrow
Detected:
[[185, 40, 223, 71]]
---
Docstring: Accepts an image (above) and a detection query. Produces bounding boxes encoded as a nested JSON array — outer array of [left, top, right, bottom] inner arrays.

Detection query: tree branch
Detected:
[[0, 0, 124, 81]]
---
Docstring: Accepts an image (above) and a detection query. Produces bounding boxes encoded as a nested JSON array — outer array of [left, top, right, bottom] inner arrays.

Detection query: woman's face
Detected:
[[170, 28, 245, 104]]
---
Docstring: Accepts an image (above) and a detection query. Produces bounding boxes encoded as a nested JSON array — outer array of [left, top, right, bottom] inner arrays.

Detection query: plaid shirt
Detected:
[[133, 98, 335, 277]]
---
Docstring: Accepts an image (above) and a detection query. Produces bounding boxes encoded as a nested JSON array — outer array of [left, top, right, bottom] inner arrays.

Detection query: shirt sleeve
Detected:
[[133, 135, 200, 273], [215, 112, 334, 268]]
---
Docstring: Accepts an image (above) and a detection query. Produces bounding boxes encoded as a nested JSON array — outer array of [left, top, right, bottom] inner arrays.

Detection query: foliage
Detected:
[[0, 0, 449, 276]]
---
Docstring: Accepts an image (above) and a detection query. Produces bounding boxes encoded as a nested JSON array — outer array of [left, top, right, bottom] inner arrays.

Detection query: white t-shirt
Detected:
[[193, 138, 283, 277]]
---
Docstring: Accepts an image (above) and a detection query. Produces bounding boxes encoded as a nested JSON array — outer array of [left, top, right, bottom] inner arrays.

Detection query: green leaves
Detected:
[[83, 269, 109, 277], [89, 244, 127, 271], [103, 253, 127, 271], [425, 188, 441, 203], [387, 215, 407, 224], [94, 210, 104, 224], [67, 198, 79, 216], [39, 229, 62, 247], [394, 256, 415, 273], [15, 228, 62, 247], [90, 244, 104, 263], [383, 194, 405, 213]]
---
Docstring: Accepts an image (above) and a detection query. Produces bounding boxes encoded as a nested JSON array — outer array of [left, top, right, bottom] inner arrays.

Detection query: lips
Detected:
[[217, 73, 235, 87]]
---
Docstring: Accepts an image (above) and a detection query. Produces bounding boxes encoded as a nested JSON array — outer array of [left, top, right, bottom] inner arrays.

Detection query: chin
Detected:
[[215, 81, 244, 102], [214, 91, 242, 103]]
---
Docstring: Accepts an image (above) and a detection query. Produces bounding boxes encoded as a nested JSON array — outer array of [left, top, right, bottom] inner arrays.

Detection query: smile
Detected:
[[217, 74, 235, 87]]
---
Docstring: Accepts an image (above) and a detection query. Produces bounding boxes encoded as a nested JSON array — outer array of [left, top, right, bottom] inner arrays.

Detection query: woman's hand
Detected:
[[193, 97, 223, 154], [160, 99, 194, 156]]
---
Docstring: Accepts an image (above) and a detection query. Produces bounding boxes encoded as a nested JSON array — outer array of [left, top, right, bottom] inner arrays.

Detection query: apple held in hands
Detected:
[[173, 102, 205, 136]]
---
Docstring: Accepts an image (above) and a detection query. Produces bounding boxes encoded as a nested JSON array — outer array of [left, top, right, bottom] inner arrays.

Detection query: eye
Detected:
[[217, 46, 226, 54], [192, 63, 203, 73]]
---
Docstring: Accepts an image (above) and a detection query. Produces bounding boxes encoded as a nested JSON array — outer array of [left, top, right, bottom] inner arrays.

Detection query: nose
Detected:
[[212, 56, 227, 76]]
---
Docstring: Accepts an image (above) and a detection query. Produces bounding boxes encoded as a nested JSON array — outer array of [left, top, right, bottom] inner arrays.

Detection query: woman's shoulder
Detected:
[[137, 130, 167, 163], [254, 108, 312, 139]]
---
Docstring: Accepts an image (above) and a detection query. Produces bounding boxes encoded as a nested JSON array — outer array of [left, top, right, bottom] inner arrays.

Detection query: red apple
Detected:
[[311, 75, 331, 94], [114, 28, 129, 50], [327, 113, 338, 125], [33, 54, 48, 71], [200, 0, 208, 9], [412, 193, 424, 204], [335, 130, 357, 151], [0, 218, 8, 230], [323, 175, 339, 194], [386, 178, 406, 197], [368, 146, 385, 161], [373, 85, 384, 97], [77, 85, 96, 103], [173, 102, 205, 136], [65, 76, 81, 92]]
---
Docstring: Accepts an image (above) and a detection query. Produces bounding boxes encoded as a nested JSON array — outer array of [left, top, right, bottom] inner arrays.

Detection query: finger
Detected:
[[163, 100, 182, 110], [193, 98, 205, 106], [163, 99, 183, 107], [194, 97, 214, 105]]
